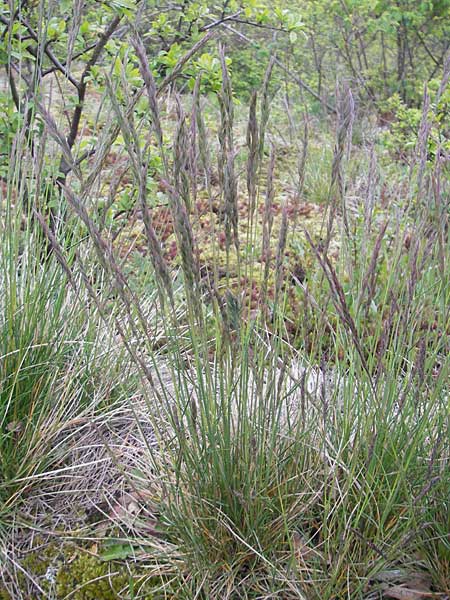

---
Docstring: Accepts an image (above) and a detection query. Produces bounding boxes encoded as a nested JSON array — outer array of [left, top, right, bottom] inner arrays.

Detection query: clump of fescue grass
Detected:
[[0, 107, 137, 547], [2, 23, 449, 600], [80, 52, 448, 596]]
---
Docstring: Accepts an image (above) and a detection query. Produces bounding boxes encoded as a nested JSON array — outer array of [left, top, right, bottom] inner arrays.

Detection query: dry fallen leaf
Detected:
[[89, 542, 98, 555], [384, 574, 436, 599], [292, 531, 315, 562]]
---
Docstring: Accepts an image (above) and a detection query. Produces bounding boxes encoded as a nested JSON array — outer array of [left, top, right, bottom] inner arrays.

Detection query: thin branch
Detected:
[[200, 10, 243, 32], [218, 17, 287, 32], [67, 15, 122, 149], [0, 14, 80, 89], [4, 64, 20, 110], [216, 21, 337, 113], [42, 42, 98, 76]]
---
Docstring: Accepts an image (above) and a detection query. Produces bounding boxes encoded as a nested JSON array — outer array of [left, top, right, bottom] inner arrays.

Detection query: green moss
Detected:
[[0, 541, 178, 600], [56, 552, 131, 599]]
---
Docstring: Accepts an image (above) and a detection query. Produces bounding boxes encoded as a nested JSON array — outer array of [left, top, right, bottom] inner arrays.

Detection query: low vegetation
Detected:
[[0, 1, 449, 598]]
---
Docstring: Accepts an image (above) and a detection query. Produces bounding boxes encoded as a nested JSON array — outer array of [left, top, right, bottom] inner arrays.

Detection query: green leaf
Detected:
[[80, 20, 91, 35], [100, 542, 138, 561]]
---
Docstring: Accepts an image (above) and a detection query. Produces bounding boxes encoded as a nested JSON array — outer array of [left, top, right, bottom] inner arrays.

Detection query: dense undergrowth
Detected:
[[0, 2, 449, 599]]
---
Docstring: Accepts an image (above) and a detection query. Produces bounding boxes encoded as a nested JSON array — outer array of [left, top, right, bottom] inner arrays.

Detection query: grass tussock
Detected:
[[0, 12, 449, 600]]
